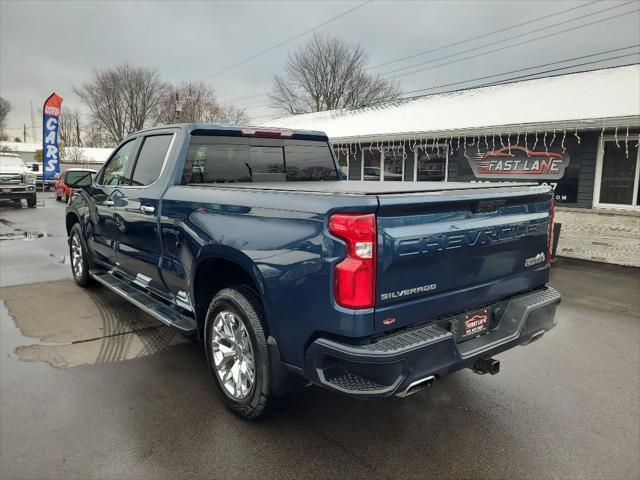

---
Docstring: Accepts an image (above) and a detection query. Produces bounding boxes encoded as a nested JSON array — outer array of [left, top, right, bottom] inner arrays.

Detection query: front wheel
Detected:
[[69, 223, 93, 287], [26, 195, 36, 208], [205, 286, 282, 420]]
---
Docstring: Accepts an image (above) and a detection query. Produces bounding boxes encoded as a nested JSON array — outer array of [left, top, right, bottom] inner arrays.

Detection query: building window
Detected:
[[415, 146, 447, 181], [383, 146, 404, 181], [594, 135, 640, 209], [362, 147, 382, 181], [335, 148, 349, 179]]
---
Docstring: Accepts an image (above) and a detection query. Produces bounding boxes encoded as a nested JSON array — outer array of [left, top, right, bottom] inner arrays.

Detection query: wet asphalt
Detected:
[[0, 193, 639, 480]]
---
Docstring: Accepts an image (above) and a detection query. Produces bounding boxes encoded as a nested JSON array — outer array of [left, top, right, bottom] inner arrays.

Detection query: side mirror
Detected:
[[66, 172, 95, 188]]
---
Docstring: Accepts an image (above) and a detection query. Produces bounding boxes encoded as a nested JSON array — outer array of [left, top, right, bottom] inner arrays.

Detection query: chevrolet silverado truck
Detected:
[[65, 124, 560, 419], [0, 153, 37, 207]]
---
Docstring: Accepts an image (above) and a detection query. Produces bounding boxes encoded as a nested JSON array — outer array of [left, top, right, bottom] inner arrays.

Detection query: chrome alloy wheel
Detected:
[[70, 233, 83, 279], [210, 310, 255, 400]]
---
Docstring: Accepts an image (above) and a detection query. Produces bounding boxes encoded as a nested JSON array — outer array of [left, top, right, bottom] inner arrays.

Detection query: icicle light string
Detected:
[[561, 129, 567, 153], [574, 121, 581, 144], [614, 126, 620, 148], [625, 125, 630, 158], [532, 132, 539, 151], [484, 132, 489, 151], [507, 134, 512, 155], [550, 129, 556, 149], [499, 134, 506, 149], [543, 131, 549, 155], [476, 135, 481, 155]]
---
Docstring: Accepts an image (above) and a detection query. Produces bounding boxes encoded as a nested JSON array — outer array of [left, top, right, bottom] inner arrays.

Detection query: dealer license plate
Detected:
[[452, 308, 491, 342]]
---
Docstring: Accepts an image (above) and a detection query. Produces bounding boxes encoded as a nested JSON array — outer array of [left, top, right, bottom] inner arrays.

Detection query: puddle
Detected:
[[0, 280, 188, 368], [0, 231, 49, 241]]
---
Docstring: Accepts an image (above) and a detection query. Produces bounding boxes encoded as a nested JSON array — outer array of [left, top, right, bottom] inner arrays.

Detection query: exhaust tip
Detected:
[[471, 358, 500, 375], [396, 375, 435, 397]]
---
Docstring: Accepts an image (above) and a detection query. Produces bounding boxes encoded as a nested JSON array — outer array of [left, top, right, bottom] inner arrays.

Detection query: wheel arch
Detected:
[[191, 251, 272, 335], [65, 211, 81, 236]]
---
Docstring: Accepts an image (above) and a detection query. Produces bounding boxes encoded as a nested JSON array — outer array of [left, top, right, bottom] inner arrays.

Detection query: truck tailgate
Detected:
[[374, 184, 553, 333]]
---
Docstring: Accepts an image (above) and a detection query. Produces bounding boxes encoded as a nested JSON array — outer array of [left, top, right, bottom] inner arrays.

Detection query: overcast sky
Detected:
[[1, 0, 639, 140]]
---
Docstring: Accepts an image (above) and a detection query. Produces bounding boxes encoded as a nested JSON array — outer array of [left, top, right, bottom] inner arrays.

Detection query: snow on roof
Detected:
[[268, 65, 640, 141], [0, 141, 113, 163]]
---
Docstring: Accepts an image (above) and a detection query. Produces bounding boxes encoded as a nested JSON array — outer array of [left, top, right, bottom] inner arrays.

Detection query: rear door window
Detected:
[[131, 134, 173, 186]]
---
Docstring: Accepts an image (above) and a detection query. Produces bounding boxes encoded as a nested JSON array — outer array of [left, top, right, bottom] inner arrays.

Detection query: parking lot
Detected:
[[1, 193, 639, 479]]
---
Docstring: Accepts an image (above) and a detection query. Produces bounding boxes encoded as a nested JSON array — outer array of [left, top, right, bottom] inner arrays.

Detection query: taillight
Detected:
[[547, 197, 556, 265], [328, 213, 376, 309]]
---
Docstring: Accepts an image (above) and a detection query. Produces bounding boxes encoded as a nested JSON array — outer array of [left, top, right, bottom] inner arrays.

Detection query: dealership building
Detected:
[[271, 64, 640, 267]]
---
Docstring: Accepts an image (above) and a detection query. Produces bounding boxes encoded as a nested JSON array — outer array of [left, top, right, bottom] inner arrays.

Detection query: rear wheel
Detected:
[[69, 223, 93, 287], [205, 286, 281, 420]]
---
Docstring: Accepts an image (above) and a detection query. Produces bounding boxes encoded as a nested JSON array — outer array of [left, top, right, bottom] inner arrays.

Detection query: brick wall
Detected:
[[555, 208, 640, 267]]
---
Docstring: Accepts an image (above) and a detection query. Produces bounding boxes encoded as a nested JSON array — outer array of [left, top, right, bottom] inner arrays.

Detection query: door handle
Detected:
[[140, 205, 155, 214], [104, 200, 114, 207]]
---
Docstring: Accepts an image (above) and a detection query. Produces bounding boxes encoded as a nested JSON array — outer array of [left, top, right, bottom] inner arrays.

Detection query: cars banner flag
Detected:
[[42, 93, 63, 181]]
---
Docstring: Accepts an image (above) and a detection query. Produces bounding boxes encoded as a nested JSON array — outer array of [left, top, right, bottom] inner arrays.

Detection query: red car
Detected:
[[55, 169, 97, 202]]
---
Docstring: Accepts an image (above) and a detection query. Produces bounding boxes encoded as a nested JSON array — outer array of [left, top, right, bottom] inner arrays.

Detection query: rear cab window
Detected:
[[182, 134, 338, 184]]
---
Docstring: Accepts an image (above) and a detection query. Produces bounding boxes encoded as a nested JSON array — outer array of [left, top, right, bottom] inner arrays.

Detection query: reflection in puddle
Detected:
[[1, 280, 187, 368], [0, 231, 48, 241]]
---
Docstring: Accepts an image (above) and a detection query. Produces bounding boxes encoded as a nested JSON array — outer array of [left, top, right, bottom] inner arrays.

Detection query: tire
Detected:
[[205, 286, 281, 420], [26, 196, 36, 208], [69, 223, 94, 287]]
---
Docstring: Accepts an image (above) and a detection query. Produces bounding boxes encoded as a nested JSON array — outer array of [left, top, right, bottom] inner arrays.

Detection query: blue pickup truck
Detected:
[[65, 124, 560, 419]]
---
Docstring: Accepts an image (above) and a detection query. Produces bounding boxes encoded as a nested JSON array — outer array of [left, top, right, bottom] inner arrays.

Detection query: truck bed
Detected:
[[191, 180, 541, 195]]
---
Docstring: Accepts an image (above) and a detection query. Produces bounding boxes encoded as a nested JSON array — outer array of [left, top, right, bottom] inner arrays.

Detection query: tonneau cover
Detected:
[[192, 180, 541, 196]]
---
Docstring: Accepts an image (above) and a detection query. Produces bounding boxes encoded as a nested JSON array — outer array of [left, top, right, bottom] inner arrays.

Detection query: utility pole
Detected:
[[30, 101, 36, 141], [75, 114, 82, 147], [175, 92, 182, 122], [23, 124, 26, 143]]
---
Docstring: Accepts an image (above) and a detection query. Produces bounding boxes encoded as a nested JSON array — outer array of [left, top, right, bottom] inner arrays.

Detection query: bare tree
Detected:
[[59, 109, 84, 147], [60, 145, 86, 165], [74, 64, 168, 144], [270, 33, 401, 114], [157, 81, 248, 125], [0, 96, 11, 140]]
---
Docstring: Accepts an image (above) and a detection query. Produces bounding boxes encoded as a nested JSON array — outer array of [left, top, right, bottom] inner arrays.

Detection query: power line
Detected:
[[201, 0, 373, 81], [217, 0, 635, 108], [381, 1, 637, 77], [369, 0, 601, 70], [384, 7, 640, 80], [247, 55, 640, 122], [220, 91, 270, 103], [399, 47, 640, 98], [241, 47, 640, 118], [360, 57, 640, 112]]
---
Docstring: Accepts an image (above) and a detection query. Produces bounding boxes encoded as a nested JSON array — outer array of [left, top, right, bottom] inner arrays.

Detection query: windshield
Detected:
[[0, 156, 26, 169]]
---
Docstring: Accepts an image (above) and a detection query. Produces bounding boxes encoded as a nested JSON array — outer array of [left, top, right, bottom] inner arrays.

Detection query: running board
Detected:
[[89, 270, 197, 333]]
